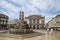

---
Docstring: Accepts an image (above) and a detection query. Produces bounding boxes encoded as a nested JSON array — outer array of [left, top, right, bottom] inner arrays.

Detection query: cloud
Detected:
[[1, 1, 20, 12], [0, 6, 19, 19], [0, 0, 20, 19], [0, 0, 60, 23]]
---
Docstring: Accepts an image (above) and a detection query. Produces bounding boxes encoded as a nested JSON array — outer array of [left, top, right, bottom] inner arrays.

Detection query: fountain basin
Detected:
[[9, 29, 33, 34]]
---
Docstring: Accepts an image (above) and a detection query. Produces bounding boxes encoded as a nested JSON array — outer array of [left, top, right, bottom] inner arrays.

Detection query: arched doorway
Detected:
[[37, 25, 39, 29], [33, 25, 35, 29]]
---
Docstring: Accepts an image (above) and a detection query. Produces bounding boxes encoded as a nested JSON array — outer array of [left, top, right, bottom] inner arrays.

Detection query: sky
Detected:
[[0, 0, 60, 23]]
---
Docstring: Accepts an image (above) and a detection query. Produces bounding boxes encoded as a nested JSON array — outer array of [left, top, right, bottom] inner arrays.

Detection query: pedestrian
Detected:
[[47, 28, 49, 35]]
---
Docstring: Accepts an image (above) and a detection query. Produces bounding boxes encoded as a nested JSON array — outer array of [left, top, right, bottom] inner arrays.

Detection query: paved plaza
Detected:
[[0, 30, 60, 40]]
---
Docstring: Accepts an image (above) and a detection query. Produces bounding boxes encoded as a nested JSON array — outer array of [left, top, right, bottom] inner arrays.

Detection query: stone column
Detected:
[[32, 25, 33, 29], [35, 25, 37, 29], [27, 19, 29, 24], [39, 19, 41, 24], [35, 19, 37, 24], [39, 25, 40, 29], [41, 18, 45, 24]]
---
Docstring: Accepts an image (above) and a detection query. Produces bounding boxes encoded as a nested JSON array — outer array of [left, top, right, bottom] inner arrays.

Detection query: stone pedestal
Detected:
[[9, 20, 33, 34]]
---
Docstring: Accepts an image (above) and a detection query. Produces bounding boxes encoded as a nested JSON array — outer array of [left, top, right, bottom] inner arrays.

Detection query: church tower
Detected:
[[19, 11, 24, 21]]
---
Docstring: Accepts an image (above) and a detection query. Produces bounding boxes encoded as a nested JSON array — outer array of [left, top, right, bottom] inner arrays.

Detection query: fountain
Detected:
[[9, 11, 33, 34]]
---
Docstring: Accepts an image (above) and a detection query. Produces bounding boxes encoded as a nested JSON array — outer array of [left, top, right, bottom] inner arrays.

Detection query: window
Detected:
[[33, 19, 35, 24], [56, 21, 60, 25], [2, 15, 4, 17], [0, 22, 3, 24], [37, 19, 39, 24], [29, 19, 32, 24], [56, 21, 59, 23], [40, 19, 44, 24], [1, 18, 4, 20], [4, 22, 6, 24]]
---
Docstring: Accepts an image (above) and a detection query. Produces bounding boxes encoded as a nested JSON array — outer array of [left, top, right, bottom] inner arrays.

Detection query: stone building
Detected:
[[8, 11, 33, 33], [0, 14, 9, 30], [8, 19, 19, 29], [46, 15, 60, 30], [8, 11, 29, 29], [25, 15, 45, 29], [8, 11, 45, 29]]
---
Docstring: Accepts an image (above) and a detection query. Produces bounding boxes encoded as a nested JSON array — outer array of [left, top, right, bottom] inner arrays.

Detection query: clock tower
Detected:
[[19, 11, 24, 21]]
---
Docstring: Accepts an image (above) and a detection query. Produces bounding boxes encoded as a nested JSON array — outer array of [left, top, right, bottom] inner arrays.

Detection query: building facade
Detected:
[[46, 15, 60, 30], [25, 15, 45, 29], [8, 11, 45, 29], [8, 19, 19, 29], [8, 11, 27, 29], [0, 14, 9, 30]]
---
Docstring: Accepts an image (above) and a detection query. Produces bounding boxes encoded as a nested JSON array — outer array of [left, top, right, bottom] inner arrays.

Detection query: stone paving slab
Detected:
[[0, 30, 60, 40], [0, 32, 45, 39], [0, 34, 59, 40]]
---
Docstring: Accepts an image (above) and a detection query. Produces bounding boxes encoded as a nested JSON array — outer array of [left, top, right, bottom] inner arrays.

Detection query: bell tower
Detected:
[[19, 11, 24, 21]]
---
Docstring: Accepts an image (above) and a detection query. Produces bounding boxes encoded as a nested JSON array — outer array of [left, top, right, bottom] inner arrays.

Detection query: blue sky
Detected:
[[0, 0, 60, 23]]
